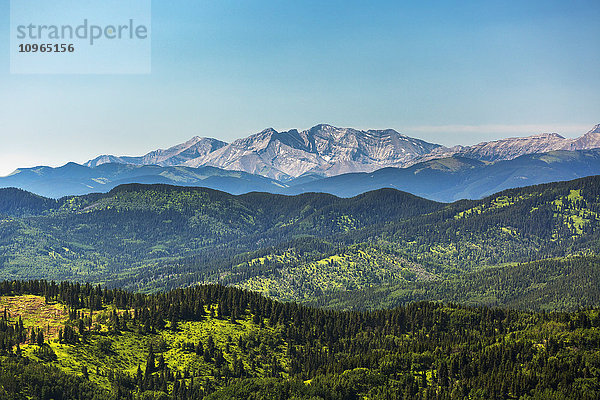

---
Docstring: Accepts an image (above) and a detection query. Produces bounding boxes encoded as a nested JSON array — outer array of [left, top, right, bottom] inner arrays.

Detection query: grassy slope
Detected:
[[0, 295, 67, 339], [5, 295, 288, 392]]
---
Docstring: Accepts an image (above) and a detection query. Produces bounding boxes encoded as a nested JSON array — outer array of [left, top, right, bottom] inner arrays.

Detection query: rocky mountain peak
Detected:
[[180, 124, 442, 180], [230, 128, 279, 151]]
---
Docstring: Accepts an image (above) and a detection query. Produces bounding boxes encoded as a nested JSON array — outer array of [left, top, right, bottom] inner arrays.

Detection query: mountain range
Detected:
[[85, 123, 600, 176], [418, 124, 600, 163], [87, 124, 442, 181], [2, 123, 600, 201], [3, 148, 600, 399]]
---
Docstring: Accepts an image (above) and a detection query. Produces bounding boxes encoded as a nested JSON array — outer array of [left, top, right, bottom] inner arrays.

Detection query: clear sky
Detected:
[[1, 0, 599, 176]]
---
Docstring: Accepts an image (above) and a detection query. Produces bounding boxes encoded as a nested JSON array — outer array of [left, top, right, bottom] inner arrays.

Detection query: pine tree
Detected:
[[36, 329, 44, 346], [145, 343, 156, 377]]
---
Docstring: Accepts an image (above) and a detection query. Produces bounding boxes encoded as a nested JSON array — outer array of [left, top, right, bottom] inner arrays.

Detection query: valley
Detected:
[[2, 163, 600, 399]]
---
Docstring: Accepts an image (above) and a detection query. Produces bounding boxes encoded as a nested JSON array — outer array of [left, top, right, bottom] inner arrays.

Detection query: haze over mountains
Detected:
[[2, 123, 600, 200], [0, 163, 286, 198]]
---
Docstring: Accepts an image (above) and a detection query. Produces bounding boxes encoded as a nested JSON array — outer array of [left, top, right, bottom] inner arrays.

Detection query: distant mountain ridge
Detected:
[[85, 137, 227, 168], [289, 149, 600, 202], [82, 123, 600, 180], [4, 149, 600, 201], [1, 163, 285, 198], [87, 124, 441, 181], [418, 124, 600, 164], [2, 123, 600, 200]]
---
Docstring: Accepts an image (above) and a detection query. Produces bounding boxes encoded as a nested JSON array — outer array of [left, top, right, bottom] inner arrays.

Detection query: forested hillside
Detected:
[[0, 184, 440, 285], [309, 256, 600, 312], [188, 176, 600, 303], [2, 178, 600, 399], [1, 280, 599, 399], [0, 188, 59, 217], [1, 176, 600, 308]]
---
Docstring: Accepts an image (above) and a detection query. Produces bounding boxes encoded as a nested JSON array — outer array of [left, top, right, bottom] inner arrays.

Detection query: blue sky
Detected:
[[0, 0, 599, 176]]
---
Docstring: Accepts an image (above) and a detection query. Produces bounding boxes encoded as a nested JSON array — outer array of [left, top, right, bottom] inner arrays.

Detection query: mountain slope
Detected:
[[196, 175, 600, 300], [570, 123, 600, 149], [0, 188, 59, 216], [309, 256, 600, 312]]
